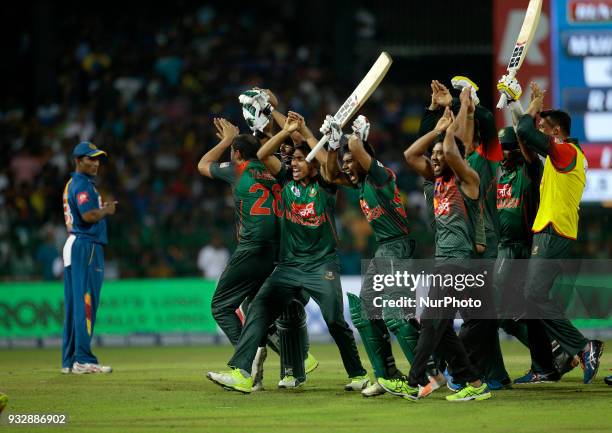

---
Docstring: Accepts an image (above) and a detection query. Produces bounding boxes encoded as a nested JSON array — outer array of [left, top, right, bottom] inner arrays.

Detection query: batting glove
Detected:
[[497, 75, 522, 102], [351, 115, 370, 142], [320, 115, 342, 150], [451, 75, 480, 106]]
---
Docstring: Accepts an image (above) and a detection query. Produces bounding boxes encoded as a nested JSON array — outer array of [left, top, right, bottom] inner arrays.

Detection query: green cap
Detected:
[[498, 127, 518, 150]]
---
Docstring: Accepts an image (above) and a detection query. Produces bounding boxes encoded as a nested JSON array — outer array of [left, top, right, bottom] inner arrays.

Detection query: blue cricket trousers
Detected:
[[62, 235, 104, 367]]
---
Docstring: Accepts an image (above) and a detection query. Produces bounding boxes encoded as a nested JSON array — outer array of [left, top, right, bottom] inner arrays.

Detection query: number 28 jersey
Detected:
[[210, 160, 281, 249]]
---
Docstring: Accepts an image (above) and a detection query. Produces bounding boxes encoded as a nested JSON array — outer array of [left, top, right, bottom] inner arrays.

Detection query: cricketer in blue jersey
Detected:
[[61, 141, 116, 374]]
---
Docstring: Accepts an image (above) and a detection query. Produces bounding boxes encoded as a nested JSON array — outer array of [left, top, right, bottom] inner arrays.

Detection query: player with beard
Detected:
[[321, 115, 445, 397], [389, 104, 491, 402], [420, 81, 509, 389], [499, 79, 605, 384], [206, 112, 367, 393]]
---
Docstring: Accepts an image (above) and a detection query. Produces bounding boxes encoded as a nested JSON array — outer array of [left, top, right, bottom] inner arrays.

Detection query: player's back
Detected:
[[232, 160, 281, 248]]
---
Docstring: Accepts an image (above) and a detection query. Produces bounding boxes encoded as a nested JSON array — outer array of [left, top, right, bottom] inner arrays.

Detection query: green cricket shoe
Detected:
[[378, 377, 419, 401], [0, 392, 8, 414], [278, 375, 305, 389], [305, 352, 319, 375], [206, 368, 253, 394], [446, 383, 492, 402], [345, 375, 369, 391]]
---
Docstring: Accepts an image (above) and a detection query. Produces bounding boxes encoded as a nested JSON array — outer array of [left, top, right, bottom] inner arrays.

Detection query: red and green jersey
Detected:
[[276, 166, 338, 269], [467, 147, 500, 244], [357, 159, 410, 243], [497, 160, 543, 244], [210, 160, 281, 249], [433, 174, 479, 259]]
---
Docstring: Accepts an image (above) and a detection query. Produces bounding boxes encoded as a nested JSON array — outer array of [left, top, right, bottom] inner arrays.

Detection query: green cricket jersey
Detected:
[[467, 149, 500, 243], [497, 159, 543, 245], [433, 174, 479, 259], [423, 180, 436, 232], [210, 160, 280, 248], [276, 166, 338, 268], [357, 159, 410, 243]]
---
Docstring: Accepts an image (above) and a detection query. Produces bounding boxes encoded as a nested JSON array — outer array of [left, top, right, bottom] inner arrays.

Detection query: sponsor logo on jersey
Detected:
[[497, 183, 513, 199], [291, 202, 316, 218], [220, 162, 231, 168], [308, 186, 317, 197], [324, 271, 335, 280], [497, 182, 521, 209], [359, 199, 384, 222], [434, 197, 451, 216], [77, 191, 90, 205], [291, 185, 301, 197], [532, 245, 539, 256]]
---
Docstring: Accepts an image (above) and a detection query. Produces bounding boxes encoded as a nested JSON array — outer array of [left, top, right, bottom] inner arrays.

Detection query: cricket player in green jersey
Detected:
[[206, 112, 367, 393], [385, 105, 491, 401], [420, 82, 508, 389], [198, 109, 315, 390], [321, 114, 439, 397]]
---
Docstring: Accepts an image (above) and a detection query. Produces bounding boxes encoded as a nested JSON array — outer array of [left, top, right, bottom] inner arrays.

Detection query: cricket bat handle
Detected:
[[496, 94, 508, 110], [496, 69, 517, 110], [306, 135, 329, 163]]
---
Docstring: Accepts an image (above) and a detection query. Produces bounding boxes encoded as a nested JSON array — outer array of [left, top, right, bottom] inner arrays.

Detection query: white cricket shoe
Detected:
[[278, 375, 304, 389], [72, 362, 113, 374], [344, 375, 369, 391], [361, 380, 386, 397], [61, 367, 72, 374]]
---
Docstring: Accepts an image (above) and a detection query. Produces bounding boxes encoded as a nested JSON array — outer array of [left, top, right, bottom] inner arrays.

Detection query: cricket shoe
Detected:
[[443, 369, 464, 392], [61, 366, 72, 374], [0, 392, 8, 415], [428, 372, 447, 391], [344, 375, 369, 391], [72, 362, 113, 374], [418, 372, 447, 398], [513, 370, 560, 385], [207, 368, 253, 394], [251, 346, 267, 392], [278, 375, 305, 389], [361, 380, 386, 397], [604, 375, 612, 386], [305, 352, 319, 374], [446, 383, 492, 402], [580, 340, 604, 384], [378, 377, 419, 401], [486, 377, 513, 390], [451, 75, 480, 105]]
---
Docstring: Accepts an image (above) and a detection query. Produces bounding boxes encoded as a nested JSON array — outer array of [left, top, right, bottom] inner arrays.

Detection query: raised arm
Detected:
[[516, 82, 551, 158], [257, 115, 300, 176], [443, 113, 480, 199], [197, 118, 239, 178], [405, 106, 454, 180], [288, 111, 329, 165], [455, 87, 476, 154]]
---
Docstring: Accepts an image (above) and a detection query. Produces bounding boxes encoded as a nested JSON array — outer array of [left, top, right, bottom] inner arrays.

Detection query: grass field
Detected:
[[1, 341, 611, 433]]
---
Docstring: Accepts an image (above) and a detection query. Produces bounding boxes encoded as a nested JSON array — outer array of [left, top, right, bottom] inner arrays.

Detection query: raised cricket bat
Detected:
[[305, 52, 393, 162], [496, 0, 543, 109]]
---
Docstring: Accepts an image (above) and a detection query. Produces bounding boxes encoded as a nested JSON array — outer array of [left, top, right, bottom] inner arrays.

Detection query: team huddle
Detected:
[[55, 66, 605, 397], [200, 74, 605, 402]]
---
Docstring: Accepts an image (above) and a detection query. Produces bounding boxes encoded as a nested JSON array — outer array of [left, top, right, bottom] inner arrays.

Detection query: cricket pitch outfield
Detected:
[[1, 341, 611, 433]]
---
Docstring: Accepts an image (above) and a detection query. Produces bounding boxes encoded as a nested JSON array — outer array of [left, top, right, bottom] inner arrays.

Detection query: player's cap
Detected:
[[498, 127, 519, 150], [73, 141, 108, 158]]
